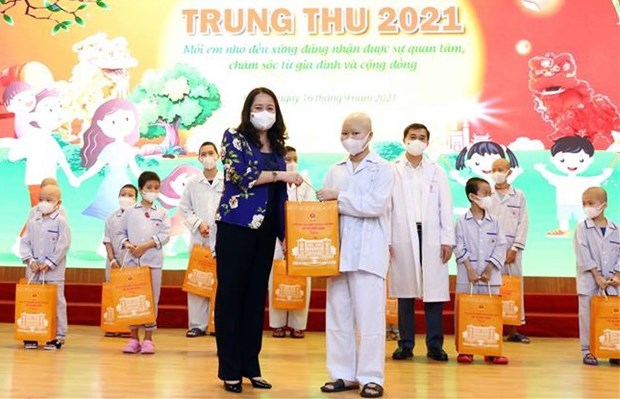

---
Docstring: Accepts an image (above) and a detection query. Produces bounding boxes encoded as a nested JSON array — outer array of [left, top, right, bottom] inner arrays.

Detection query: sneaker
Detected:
[[23, 340, 38, 350], [457, 354, 474, 363], [609, 358, 620, 365], [484, 355, 509, 365], [140, 339, 155, 355], [43, 339, 64, 350], [122, 339, 141, 354]]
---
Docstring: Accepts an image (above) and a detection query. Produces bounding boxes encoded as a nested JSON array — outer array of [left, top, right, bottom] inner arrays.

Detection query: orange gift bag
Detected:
[[456, 285, 503, 357], [386, 297, 399, 325], [590, 291, 620, 359], [500, 275, 522, 326], [271, 260, 307, 310], [285, 200, 340, 277], [14, 279, 57, 343], [110, 266, 156, 326], [100, 282, 130, 333], [182, 245, 217, 298]]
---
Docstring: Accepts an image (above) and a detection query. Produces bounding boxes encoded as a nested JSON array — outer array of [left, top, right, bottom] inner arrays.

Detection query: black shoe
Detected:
[[427, 348, 449, 361], [392, 346, 413, 360], [223, 381, 242, 393], [250, 378, 272, 389]]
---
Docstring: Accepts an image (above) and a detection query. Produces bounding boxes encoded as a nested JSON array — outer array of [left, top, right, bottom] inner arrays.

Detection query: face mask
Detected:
[[491, 171, 507, 184], [286, 162, 298, 172], [142, 191, 159, 203], [474, 195, 493, 210], [342, 134, 370, 156], [37, 201, 57, 214], [584, 204, 605, 219], [119, 196, 135, 210], [250, 110, 276, 131], [201, 156, 217, 170], [405, 140, 427, 156]]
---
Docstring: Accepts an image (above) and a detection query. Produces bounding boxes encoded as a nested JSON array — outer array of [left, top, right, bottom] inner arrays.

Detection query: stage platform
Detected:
[[1, 324, 618, 399]]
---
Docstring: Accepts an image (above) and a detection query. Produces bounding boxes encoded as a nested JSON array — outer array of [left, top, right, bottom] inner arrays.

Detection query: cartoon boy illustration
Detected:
[[534, 136, 612, 237]]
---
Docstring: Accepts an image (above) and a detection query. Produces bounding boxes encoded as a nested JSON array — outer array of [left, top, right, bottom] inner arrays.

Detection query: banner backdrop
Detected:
[[0, 0, 619, 276]]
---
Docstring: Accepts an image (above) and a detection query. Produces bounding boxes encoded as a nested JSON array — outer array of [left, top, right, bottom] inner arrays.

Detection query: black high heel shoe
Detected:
[[250, 378, 272, 389], [223, 381, 242, 393]]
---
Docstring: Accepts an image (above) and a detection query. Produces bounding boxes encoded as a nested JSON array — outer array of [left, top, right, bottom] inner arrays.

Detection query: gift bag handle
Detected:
[[469, 282, 493, 297]]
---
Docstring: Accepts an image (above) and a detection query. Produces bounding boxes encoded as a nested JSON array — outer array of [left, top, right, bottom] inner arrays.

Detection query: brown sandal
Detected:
[[291, 329, 305, 339], [272, 327, 286, 338]]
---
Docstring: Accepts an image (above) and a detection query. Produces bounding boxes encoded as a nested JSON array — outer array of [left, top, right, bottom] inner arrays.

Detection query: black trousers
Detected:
[[397, 223, 445, 350], [215, 215, 277, 381]]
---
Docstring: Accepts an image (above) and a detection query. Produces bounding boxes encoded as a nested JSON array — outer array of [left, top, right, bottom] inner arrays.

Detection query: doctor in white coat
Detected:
[[389, 123, 455, 362], [317, 112, 394, 399]]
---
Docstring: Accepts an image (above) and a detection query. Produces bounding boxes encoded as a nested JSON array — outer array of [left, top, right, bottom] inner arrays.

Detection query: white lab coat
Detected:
[[388, 158, 455, 302]]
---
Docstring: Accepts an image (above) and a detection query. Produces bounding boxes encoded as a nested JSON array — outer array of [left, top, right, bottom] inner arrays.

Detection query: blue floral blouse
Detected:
[[216, 128, 287, 240]]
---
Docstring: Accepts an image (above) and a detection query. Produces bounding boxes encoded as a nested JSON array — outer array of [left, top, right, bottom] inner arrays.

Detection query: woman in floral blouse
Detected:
[[214, 87, 303, 394]]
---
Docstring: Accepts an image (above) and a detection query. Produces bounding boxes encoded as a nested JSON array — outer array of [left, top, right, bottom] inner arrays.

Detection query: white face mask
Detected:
[[286, 162, 298, 172], [342, 134, 370, 156], [201, 156, 217, 170], [584, 204, 605, 219], [250, 110, 276, 131], [405, 140, 427, 156], [37, 201, 57, 215], [491, 171, 507, 184], [119, 196, 136, 210], [142, 191, 159, 203], [474, 195, 493, 210]]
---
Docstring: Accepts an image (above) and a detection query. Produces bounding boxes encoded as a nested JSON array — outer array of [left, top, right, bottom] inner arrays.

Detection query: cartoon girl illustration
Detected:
[[158, 165, 201, 256], [76, 99, 141, 220], [450, 140, 522, 187]]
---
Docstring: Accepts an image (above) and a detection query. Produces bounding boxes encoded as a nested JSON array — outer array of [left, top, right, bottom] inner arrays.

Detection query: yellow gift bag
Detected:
[[590, 291, 620, 359], [182, 245, 217, 298], [100, 282, 130, 333], [285, 200, 340, 277], [456, 285, 503, 357], [14, 279, 57, 343], [110, 266, 156, 326], [500, 275, 522, 326], [271, 259, 307, 310]]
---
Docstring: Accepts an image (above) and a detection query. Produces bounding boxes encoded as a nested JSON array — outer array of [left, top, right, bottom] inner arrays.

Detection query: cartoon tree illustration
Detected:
[[374, 140, 405, 161], [0, 0, 109, 35], [129, 63, 221, 158]]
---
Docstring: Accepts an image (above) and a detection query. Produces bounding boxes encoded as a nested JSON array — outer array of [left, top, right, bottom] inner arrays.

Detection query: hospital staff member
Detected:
[[317, 112, 394, 399], [389, 123, 454, 362]]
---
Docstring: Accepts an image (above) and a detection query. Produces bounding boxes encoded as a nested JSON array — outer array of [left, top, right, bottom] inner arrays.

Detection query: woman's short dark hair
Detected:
[[237, 87, 287, 156]]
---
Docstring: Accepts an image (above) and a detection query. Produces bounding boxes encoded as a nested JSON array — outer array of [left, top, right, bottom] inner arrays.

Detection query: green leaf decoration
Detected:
[[51, 23, 62, 35], [78, 3, 88, 10], [74, 16, 84, 26], [96, 0, 109, 9], [2, 13, 13, 26]]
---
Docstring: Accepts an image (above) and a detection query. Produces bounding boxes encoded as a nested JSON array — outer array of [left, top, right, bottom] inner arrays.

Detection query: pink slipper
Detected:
[[140, 339, 155, 355], [122, 339, 141, 354]]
